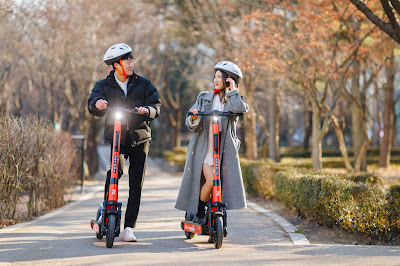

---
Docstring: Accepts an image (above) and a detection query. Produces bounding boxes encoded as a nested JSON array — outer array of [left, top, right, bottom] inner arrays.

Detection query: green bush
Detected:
[[280, 146, 400, 158], [241, 159, 400, 242], [280, 156, 400, 169], [241, 158, 277, 199], [163, 147, 187, 168], [386, 184, 400, 241]]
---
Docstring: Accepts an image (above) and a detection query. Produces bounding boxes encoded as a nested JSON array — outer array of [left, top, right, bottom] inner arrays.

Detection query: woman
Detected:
[[175, 61, 249, 224]]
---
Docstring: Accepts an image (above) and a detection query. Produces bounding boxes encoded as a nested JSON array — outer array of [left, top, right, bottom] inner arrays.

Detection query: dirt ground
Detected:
[[251, 163, 400, 246], [254, 165, 400, 246], [250, 197, 393, 246]]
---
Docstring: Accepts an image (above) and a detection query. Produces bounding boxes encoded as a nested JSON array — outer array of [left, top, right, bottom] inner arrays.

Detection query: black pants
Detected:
[[104, 141, 150, 228]]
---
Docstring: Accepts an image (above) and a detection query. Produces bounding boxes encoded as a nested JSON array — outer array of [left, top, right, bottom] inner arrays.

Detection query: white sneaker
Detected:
[[121, 227, 137, 242]]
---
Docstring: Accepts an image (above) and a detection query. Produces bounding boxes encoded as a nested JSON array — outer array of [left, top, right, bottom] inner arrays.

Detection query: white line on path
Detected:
[[247, 201, 310, 246]]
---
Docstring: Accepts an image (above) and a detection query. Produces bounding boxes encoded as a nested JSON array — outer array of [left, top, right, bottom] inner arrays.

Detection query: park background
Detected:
[[2, 0, 400, 244]]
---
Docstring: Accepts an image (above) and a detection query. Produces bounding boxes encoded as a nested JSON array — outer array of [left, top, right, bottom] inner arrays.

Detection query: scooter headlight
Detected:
[[212, 115, 218, 123], [115, 112, 123, 120]]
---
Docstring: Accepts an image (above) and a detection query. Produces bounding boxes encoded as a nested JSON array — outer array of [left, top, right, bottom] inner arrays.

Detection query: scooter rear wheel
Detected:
[[184, 212, 195, 239], [213, 216, 223, 249], [106, 214, 116, 248], [185, 231, 195, 239], [96, 205, 103, 240]]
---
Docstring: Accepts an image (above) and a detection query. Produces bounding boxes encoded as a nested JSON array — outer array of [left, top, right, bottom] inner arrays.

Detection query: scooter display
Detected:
[[90, 107, 144, 248], [181, 110, 242, 249]]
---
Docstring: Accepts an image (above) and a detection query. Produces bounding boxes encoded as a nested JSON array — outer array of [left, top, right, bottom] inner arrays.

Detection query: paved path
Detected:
[[1, 158, 400, 265]]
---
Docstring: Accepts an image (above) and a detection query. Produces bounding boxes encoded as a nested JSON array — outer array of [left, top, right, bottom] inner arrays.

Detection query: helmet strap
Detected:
[[114, 59, 128, 82]]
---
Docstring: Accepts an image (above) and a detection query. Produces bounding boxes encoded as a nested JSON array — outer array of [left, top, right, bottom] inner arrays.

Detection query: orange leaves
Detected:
[[237, 0, 384, 86], [303, 13, 321, 20]]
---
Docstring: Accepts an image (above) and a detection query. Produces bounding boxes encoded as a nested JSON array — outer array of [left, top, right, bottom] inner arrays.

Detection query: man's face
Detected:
[[114, 55, 134, 76]]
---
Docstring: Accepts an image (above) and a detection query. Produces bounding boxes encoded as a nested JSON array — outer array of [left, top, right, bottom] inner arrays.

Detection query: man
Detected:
[[88, 43, 161, 242]]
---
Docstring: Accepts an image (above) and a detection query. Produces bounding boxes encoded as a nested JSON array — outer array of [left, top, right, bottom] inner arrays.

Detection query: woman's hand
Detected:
[[226, 77, 236, 91], [189, 109, 200, 121]]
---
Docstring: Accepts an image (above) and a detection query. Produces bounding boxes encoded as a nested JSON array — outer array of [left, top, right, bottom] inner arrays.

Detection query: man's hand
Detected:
[[95, 99, 108, 110], [135, 106, 149, 114]]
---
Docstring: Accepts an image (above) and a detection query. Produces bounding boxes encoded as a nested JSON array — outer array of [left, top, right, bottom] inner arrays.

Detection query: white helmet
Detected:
[[214, 61, 243, 83], [103, 43, 133, 65]]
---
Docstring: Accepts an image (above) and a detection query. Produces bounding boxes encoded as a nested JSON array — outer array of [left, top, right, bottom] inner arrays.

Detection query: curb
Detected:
[[247, 201, 310, 245]]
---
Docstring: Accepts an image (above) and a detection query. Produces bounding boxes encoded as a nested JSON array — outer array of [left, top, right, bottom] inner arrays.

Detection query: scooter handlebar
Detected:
[[187, 110, 243, 117], [103, 107, 146, 115]]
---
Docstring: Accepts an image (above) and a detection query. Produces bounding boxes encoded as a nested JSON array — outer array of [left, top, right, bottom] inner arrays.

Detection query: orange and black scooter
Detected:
[[181, 110, 242, 249], [90, 107, 144, 248]]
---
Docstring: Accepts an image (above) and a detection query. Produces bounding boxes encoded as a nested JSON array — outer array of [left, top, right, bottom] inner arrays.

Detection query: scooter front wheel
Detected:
[[213, 216, 223, 249], [106, 214, 116, 248]]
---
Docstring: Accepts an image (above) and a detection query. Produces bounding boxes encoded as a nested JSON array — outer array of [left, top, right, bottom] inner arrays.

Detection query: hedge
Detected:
[[0, 115, 79, 226], [280, 146, 400, 158], [280, 156, 400, 169], [241, 159, 400, 243]]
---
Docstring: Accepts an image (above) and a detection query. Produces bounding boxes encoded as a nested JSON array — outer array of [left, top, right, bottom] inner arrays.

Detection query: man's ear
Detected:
[[113, 61, 119, 70]]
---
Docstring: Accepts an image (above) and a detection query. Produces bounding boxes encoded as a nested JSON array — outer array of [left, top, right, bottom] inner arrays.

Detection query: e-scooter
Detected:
[[90, 107, 143, 248], [181, 110, 242, 249]]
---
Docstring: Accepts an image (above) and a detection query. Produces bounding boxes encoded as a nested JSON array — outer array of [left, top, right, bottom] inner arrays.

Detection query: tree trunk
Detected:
[[393, 106, 397, 147], [173, 109, 182, 148], [303, 96, 312, 151], [354, 136, 371, 172], [379, 54, 395, 167], [350, 60, 367, 170], [157, 111, 169, 150], [268, 87, 280, 162], [86, 115, 99, 176], [371, 81, 382, 146], [331, 115, 353, 171], [243, 76, 257, 160], [83, 111, 99, 178], [244, 106, 258, 160], [311, 101, 322, 169]]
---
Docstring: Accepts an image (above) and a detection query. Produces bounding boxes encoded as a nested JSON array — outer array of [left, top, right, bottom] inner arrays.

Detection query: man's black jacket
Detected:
[[87, 70, 162, 147]]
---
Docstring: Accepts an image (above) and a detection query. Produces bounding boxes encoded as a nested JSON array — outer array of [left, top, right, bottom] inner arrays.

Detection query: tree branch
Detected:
[[348, 0, 400, 43], [390, 0, 400, 15], [380, 0, 400, 40]]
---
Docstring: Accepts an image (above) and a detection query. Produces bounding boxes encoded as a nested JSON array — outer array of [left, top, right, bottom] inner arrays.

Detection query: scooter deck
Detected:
[[181, 220, 208, 235]]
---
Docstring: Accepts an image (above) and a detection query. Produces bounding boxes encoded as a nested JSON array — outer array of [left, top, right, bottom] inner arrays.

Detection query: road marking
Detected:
[[247, 201, 310, 246], [0, 184, 103, 236]]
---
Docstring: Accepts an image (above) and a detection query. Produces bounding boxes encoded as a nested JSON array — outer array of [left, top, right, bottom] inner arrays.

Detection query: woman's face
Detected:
[[214, 70, 225, 90]]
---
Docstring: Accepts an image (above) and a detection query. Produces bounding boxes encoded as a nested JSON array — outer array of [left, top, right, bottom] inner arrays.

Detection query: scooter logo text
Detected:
[[215, 158, 219, 176], [112, 154, 118, 173]]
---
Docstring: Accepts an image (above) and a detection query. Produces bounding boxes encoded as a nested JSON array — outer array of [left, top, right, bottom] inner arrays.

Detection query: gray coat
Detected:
[[175, 89, 249, 214]]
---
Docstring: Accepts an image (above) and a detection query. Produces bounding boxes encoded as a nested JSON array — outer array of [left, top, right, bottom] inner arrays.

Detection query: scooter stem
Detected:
[[108, 119, 121, 202], [212, 116, 222, 204]]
